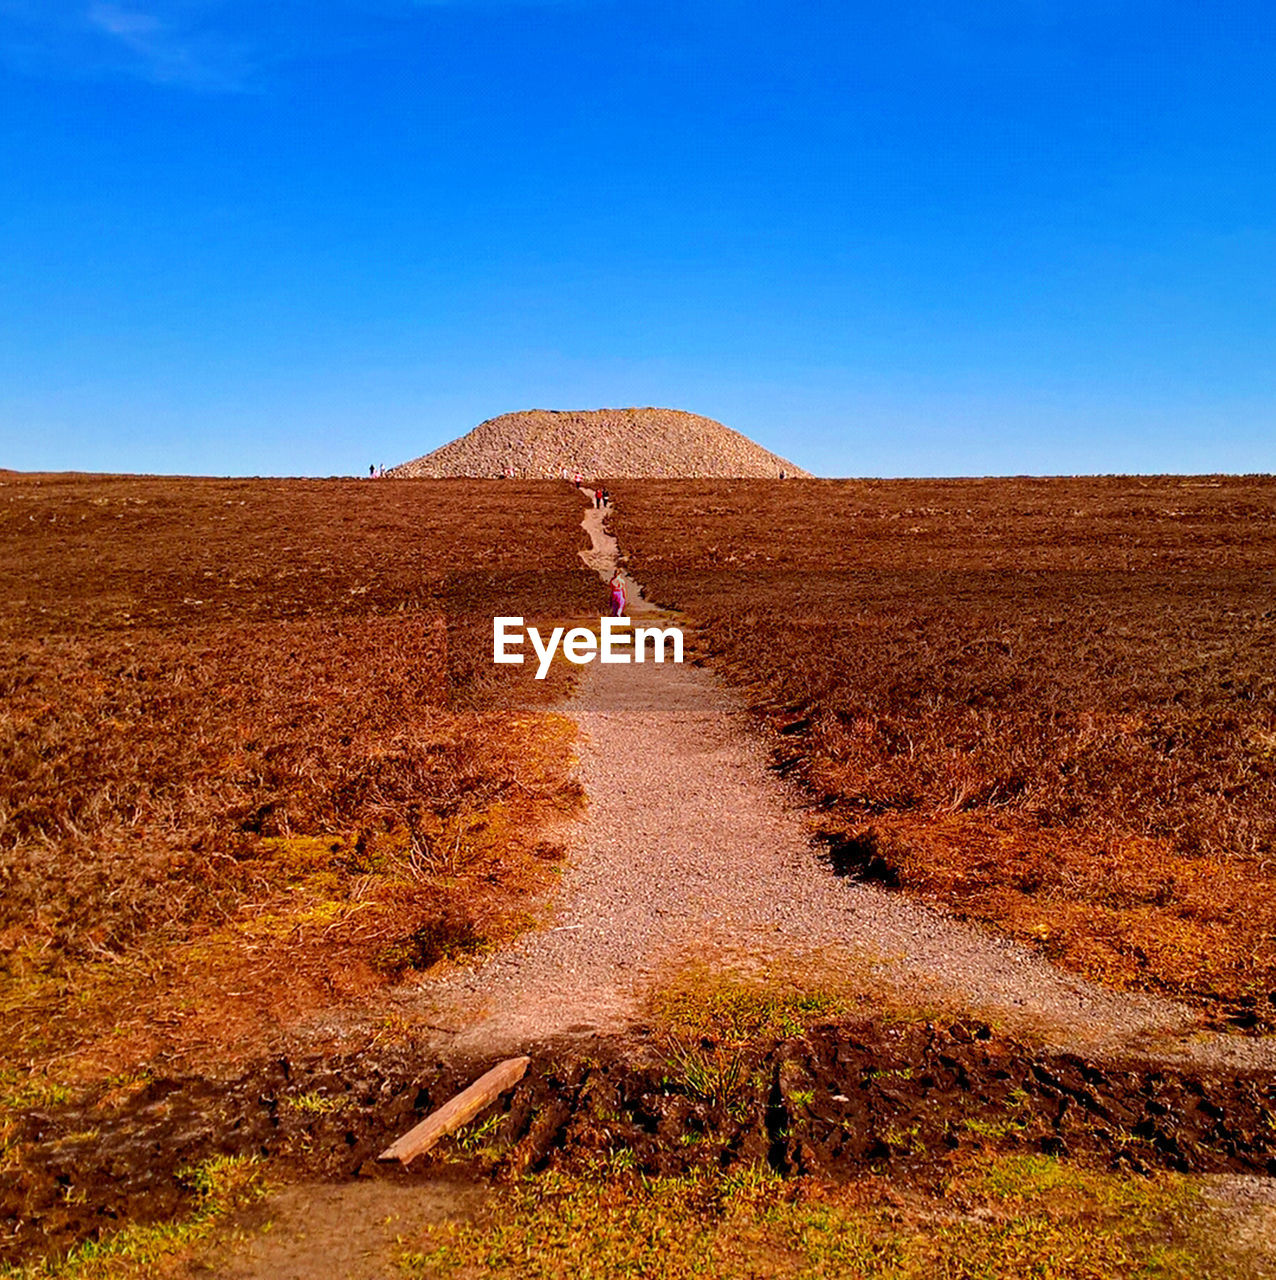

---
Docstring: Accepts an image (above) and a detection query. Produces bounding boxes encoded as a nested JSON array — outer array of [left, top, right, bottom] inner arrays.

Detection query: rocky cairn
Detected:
[[388, 407, 809, 479]]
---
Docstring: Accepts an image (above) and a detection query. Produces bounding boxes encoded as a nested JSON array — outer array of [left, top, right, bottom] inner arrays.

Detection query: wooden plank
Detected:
[[378, 1056, 530, 1165]]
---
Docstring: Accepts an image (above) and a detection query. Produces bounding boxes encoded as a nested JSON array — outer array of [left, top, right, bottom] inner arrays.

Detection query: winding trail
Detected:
[[417, 493, 1276, 1072]]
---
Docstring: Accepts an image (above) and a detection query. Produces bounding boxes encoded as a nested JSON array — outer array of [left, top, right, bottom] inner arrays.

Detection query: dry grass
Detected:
[[0, 475, 598, 1081], [611, 475, 1276, 1025], [396, 1154, 1221, 1280]]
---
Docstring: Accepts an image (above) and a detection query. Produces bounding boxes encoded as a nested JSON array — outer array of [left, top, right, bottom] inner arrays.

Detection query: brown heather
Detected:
[[6, 471, 1276, 1279], [0, 474, 598, 1078], [610, 475, 1276, 1026]]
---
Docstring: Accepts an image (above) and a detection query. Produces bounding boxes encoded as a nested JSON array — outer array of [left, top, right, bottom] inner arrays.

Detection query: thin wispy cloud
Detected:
[[88, 3, 164, 39], [0, 0, 253, 91], [83, 2, 246, 89], [0, 0, 592, 91]]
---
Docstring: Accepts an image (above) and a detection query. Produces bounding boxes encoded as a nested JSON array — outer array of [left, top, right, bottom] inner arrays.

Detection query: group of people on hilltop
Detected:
[[368, 464, 386, 478]]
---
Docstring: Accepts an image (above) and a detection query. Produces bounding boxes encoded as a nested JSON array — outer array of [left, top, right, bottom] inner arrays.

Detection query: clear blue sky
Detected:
[[1, 1, 1273, 477]]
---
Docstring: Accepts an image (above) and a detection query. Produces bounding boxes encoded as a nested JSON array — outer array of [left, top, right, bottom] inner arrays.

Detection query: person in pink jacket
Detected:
[[608, 570, 627, 617]]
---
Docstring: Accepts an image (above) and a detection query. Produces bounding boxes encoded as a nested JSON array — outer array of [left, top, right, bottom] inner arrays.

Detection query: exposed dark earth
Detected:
[[7, 1020, 1276, 1267]]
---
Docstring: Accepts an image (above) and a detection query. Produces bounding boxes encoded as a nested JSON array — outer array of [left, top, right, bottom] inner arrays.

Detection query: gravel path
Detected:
[[420, 497, 1276, 1072]]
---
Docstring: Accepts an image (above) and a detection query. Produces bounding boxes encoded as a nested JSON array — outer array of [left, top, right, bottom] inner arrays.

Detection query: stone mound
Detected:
[[388, 407, 809, 479]]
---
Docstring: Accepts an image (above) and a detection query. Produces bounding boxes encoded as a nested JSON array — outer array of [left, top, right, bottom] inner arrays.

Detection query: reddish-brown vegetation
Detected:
[[0, 475, 598, 1082], [611, 476, 1276, 1026]]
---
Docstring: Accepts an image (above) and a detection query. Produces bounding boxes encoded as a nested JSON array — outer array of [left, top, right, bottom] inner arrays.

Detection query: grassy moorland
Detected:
[[0, 474, 599, 1088], [611, 476, 1276, 1028], [6, 473, 1276, 1280]]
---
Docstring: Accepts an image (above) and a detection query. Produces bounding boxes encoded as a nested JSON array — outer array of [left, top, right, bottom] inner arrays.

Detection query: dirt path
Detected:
[[204, 491, 1276, 1279], [412, 494, 1276, 1072]]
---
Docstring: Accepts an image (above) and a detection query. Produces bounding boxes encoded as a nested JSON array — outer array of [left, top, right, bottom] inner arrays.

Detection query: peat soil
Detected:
[[6, 1019, 1276, 1267]]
